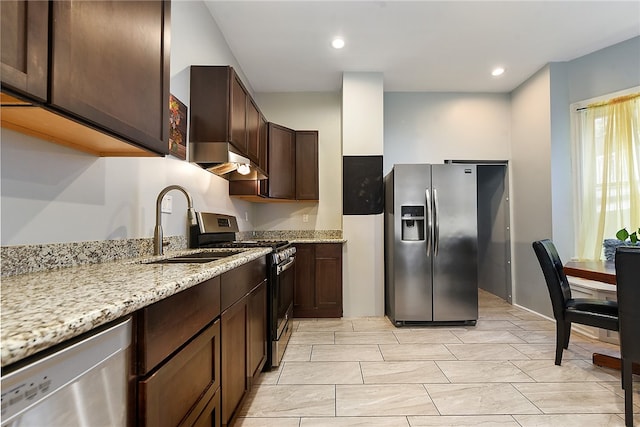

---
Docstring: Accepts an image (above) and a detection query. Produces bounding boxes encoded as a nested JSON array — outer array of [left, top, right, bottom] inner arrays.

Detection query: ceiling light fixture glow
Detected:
[[332, 37, 345, 49], [491, 67, 505, 77]]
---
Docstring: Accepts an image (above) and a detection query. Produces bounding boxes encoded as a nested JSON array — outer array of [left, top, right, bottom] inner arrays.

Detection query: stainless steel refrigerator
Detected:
[[384, 164, 478, 325]]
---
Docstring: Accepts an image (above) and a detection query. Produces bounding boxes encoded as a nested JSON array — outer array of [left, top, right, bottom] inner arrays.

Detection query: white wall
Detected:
[[383, 92, 511, 173], [342, 72, 385, 317], [567, 36, 640, 104], [0, 1, 253, 246], [549, 63, 574, 263], [510, 66, 554, 317], [252, 92, 342, 231], [343, 73, 385, 156]]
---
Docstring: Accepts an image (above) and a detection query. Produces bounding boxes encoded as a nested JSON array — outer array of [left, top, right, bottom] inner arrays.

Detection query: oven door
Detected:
[[273, 255, 295, 367]]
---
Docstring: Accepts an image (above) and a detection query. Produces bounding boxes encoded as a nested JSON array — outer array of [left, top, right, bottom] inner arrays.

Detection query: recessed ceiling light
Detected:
[[332, 37, 345, 49], [491, 67, 505, 77]]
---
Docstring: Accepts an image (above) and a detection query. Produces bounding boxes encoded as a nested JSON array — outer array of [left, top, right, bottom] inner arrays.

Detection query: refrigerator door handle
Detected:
[[433, 188, 440, 256], [425, 189, 432, 254]]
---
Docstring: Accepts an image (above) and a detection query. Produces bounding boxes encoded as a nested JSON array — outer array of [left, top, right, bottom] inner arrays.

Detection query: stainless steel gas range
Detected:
[[189, 212, 295, 369]]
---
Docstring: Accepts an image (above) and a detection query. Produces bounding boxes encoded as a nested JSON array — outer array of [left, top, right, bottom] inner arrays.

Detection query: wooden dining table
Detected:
[[564, 260, 640, 375]]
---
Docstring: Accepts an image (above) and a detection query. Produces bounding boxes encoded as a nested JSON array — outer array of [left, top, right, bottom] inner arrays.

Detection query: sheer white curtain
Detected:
[[574, 93, 640, 260]]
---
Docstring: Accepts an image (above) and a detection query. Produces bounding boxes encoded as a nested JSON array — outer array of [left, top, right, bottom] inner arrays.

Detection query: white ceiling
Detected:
[[204, 1, 640, 93]]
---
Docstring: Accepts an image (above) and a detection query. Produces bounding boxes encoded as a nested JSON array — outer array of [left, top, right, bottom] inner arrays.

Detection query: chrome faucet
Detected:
[[154, 185, 198, 256]]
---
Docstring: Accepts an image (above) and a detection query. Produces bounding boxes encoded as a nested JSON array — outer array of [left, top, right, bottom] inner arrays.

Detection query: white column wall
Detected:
[[510, 66, 554, 317], [341, 72, 385, 317]]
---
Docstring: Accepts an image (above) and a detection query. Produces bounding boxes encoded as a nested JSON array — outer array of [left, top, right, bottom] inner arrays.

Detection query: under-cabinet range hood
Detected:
[[189, 142, 266, 180]]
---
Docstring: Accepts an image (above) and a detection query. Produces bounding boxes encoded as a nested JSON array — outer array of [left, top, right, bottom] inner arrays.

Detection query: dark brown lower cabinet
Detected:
[[138, 319, 221, 427], [248, 280, 268, 382], [134, 257, 267, 427], [294, 243, 343, 318], [221, 297, 248, 426], [219, 279, 268, 426], [220, 257, 268, 427]]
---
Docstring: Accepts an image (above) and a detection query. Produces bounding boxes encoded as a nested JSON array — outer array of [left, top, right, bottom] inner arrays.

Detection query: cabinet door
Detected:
[[221, 297, 248, 425], [50, 1, 169, 155], [293, 244, 316, 317], [139, 320, 220, 427], [268, 123, 296, 199], [0, 0, 48, 101], [258, 114, 268, 173], [189, 66, 232, 144], [230, 74, 247, 155], [248, 280, 267, 380], [315, 244, 343, 317], [295, 131, 319, 200], [246, 99, 260, 164]]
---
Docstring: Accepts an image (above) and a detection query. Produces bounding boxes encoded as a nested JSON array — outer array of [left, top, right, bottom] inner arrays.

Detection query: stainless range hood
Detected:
[[189, 142, 266, 180]]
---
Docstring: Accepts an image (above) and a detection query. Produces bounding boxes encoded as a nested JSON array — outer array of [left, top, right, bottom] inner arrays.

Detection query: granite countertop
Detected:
[[0, 247, 271, 367], [289, 238, 347, 244]]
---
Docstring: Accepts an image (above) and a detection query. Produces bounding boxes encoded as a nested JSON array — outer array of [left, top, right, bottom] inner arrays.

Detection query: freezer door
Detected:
[[391, 164, 433, 322], [431, 164, 478, 321]]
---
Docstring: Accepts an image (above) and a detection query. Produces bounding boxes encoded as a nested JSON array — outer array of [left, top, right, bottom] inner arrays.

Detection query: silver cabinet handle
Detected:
[[426, 189, 432, 255], [433, 188, 439, 256]]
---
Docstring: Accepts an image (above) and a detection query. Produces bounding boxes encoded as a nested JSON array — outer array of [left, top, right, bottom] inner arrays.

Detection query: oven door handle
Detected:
[[277, 257, 295, 275]]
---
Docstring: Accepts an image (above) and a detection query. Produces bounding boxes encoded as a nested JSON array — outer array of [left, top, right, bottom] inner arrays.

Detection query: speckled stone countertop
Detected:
[[0, 247, 271, 367], [288, 238, 347, 243], [244, 230, 346, 244]]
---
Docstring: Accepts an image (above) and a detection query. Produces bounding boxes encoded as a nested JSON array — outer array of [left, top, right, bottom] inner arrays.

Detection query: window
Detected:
[[572, 89, 640, 260]]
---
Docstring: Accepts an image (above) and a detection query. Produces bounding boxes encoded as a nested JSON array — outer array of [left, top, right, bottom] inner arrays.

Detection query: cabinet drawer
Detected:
[[139, 319, 221, 427], [316, 243, 342, 258], [190, 387, 221, 427], [138, 277, 221, 373], [221, 257, 266, 311]]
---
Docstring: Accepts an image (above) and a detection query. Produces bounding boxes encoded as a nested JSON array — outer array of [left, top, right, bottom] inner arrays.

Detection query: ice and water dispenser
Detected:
[[401, 205, 425, 241]]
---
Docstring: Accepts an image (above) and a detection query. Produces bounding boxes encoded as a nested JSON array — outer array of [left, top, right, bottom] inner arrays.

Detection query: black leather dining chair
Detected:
[[615, 246, 640, 427], [532, 239, 619, 365]]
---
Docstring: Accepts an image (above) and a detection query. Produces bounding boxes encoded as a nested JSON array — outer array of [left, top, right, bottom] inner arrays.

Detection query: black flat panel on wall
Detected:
[[343, 155, 383, 215]]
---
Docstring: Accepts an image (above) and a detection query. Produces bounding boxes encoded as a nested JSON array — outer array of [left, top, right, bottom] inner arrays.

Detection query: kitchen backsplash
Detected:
[[1, 230, 343, 277], [1, 236, 186, 277]]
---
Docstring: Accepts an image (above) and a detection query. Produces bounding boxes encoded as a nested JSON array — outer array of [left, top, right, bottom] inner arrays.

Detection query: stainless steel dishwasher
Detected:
[[1, 317, 132, 426]]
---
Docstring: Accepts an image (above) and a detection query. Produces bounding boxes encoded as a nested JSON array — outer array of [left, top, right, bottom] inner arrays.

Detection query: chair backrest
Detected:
[[532, 239, 572, 321], [615, 246, 640, 360]]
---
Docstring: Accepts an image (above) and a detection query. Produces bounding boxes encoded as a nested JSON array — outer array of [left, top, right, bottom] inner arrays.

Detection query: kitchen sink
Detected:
[[146, 250, 244, 264]]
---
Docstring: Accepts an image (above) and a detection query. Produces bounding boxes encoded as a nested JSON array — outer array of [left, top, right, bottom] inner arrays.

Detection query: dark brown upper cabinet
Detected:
[[230, 124, 319, 202], [295, 130, 319, 200], [51, 1, 170, 155], [267, 123, 296, 199], [190, 65, 267, 174], [227, 112, 268, 200], [0, 0, 48, 102], [0, 0, 170, 157], [246, 99, 260, 165], [259, 114, 268, 172], [267, 125, 319, 201], [230, 74, 248, 156]]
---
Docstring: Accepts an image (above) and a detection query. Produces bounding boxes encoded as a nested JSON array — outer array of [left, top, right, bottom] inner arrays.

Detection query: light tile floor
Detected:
[[236, 289, 639, 426]]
